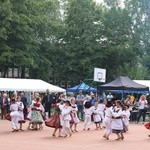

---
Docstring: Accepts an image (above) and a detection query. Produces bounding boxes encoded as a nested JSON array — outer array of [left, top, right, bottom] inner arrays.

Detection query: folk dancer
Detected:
[[16, 96, 26, 131], [83, 101, 92, 130], [122, 105, 130, 132], [103, 101, 113, 140], [61, 100, 72, 137], [10, 99, 20, 132], [45, 99, 63, 137], [30, 97, 44, 130], [70, 98, 79, 132], [92, 102, 102, 130], [111, 100, 124, 140]]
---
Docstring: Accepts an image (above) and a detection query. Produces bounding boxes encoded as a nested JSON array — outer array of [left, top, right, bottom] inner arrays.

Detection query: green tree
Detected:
[[61, 0, 104, 84]]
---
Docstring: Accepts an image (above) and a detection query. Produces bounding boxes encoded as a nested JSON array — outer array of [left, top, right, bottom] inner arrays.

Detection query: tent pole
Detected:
[[122, 90, 124, 101], [96, 82, 99, 101]]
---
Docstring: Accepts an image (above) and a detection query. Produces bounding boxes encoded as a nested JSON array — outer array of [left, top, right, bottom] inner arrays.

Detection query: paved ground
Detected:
[[0, 120, 149, 150]]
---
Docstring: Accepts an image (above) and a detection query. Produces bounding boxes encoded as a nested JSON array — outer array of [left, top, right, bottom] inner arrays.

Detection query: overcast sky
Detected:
[[95, 0, 103, 3]]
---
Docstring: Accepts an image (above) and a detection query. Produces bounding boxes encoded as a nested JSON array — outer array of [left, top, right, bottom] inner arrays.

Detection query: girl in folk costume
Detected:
[[122, 105, 130, 132], [103, 101, 113, 140], [10, 99, 20, 132], [83, 101, 92, 130], [111, 100, 124, 140], [70, 98, 79, 132], [27, 95, 36, 130], [92, 102, 102, 130], [61, 100, 72, 137], [45, 99, 62, 137], [16, 96, 26, 131], [30, 97, 44, 130]]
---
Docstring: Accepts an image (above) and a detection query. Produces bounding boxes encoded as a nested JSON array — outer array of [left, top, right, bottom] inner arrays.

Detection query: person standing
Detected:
[[136, 95, 148, 124], [42, 89, 51, 119], [90, 93, 97, 106], [92, 102, 102, 130], [20, 92, 27, 119], [16, 96, 25, 131], [1, 93, 10, 119], [106, 92, 113, 102], [83, 101, 92, 130], [122, 105, 130, 132], [10, 99, 20, 132], [76, 90, 85, 121], [70, 97, 79, 132]]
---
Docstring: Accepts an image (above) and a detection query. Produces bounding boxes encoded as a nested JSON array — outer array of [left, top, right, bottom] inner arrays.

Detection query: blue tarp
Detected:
[[66, 82, 97, 92]]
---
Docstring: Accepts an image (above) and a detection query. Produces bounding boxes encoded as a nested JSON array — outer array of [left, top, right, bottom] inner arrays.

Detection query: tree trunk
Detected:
[[21, 67, 25, 78]]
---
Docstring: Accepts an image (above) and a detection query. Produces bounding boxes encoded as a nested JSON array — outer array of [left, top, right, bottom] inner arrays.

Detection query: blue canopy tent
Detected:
[[67, 82, 97, 92]]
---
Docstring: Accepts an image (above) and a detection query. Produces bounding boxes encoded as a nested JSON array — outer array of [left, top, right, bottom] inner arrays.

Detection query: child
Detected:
[[98, 100, 106, 127], [50, 99, 62, 137], [27, 95, 35, 130], [122, 105, 130, 132], [70, 98, 79, 132], [111, 100, 124, 140], [61, 100, 72, 137], [83, 101, 92, 130], [92, 102, 102, 130], [103, 101, 113, 140], [30, 97, 44, 130], [16, 96, 25, 131], [10, 99, 19, 132]]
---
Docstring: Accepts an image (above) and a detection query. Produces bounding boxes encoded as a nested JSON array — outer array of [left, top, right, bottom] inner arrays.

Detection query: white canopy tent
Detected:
[[0, 78, 66, 93], [134, 80, 150, 91]]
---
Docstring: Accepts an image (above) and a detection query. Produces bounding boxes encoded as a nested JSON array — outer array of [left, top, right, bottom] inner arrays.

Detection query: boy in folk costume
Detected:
[[98, 100, 106, 127], [16, 96, 26, 131], [103, 101, 113, 140], [61, 100, 72, 137], [83, 101, 92, 130], [70, 98, 79, 132], [10, 99, 20, 132], [92, 102, 102, 130]]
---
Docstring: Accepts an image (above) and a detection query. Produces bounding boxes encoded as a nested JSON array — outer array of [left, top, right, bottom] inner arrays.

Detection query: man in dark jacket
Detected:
[[21, 92, 27, 119], [42, 89, 52, 118]]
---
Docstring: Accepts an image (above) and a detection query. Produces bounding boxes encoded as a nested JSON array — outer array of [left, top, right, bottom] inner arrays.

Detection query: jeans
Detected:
[[137, 109, 147, 122], [77, 105, 84, 120]]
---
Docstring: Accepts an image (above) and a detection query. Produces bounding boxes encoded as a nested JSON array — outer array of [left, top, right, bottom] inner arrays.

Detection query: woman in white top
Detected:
[[136, 95, 148, 124]]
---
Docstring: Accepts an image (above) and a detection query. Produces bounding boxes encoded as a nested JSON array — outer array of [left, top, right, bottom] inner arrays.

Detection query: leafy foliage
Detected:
[[0, 0, 150, 86]]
